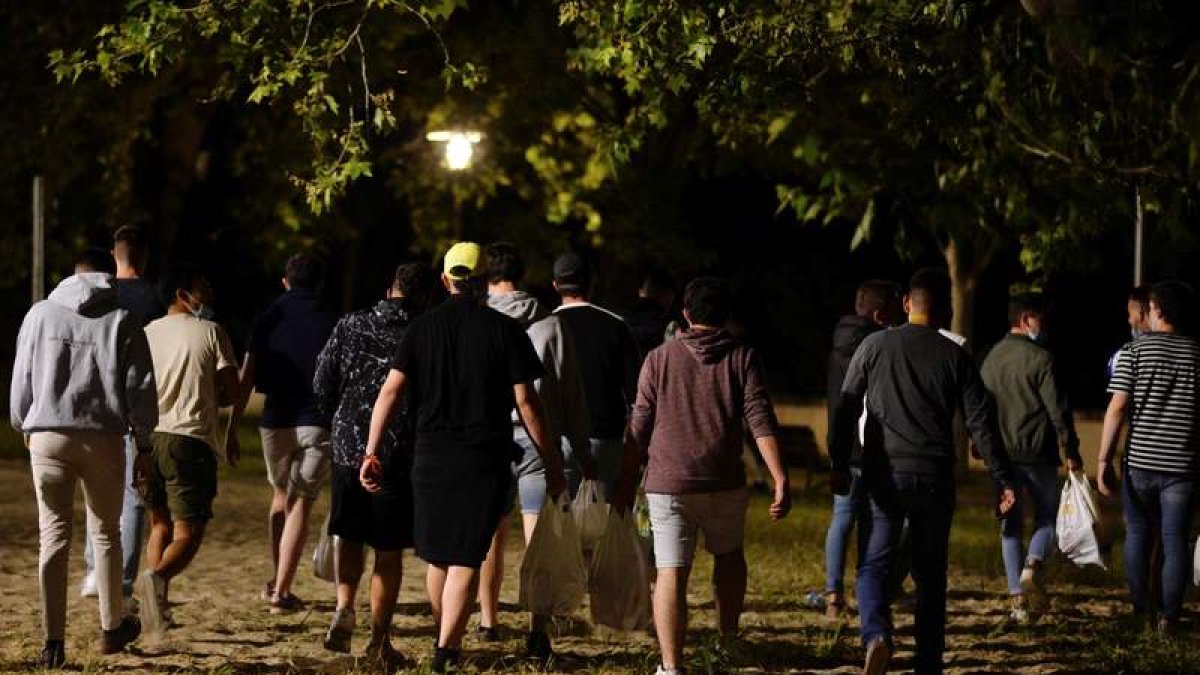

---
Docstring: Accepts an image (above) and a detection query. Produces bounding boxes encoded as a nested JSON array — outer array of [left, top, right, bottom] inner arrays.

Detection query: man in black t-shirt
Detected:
[[363, 242, 566, 672], [552, 252, 641, 502]]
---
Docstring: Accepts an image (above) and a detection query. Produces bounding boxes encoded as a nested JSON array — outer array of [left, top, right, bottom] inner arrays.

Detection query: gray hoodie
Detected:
[[10, 273, 158, 446], [487, 291, 591, 454]]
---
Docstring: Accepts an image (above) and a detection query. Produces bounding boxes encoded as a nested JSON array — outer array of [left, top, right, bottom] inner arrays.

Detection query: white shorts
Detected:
[[260, 426, 331, 500], [647, 488, 750, 569]]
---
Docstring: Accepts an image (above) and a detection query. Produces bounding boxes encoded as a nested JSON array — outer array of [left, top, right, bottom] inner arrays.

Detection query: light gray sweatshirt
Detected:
[[10, 273, 158, 446], [487, 291, 591, 454]]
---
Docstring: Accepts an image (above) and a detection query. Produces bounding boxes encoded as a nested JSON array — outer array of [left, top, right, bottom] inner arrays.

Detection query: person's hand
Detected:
[[133, 451, 153, 496], [360, 454, 384, 493], [770, 481, 792, 521], [225, 432, 241, 468], [545, 462, 567, 500], [997, 486, 1017, 517], [1097, 460, 1117, 498], [1066, 457, 1083, 473], [830, 469, 852, 496]]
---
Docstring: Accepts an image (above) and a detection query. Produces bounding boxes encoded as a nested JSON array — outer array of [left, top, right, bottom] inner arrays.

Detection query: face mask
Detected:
[[1027, 330, 1041, 343], [1131, 329, 1146, 340], [184, 292, 215, 321]]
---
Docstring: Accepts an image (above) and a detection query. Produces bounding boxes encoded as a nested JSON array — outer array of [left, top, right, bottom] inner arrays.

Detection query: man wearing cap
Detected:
[[363, 242, 567, 672], [552, 252, 642, 501]]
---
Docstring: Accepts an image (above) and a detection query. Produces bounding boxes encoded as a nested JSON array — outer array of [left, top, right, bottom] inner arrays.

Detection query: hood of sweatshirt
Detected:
[[678, 328, 738, 364], [487, 290, 549, 328], [831, 315, 881, 357], [47, 273, 119, 317]]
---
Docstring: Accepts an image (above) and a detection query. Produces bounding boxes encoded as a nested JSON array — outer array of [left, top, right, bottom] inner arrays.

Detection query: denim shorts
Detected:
[[513, 434, 582, 514]]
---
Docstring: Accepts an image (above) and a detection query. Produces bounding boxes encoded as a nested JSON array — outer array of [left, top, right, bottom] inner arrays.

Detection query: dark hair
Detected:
[[484, 242, 525, 284], [159, 263, 206, 307], [908, 267, 951, 312], [1150, 281, 1194, 331], [856, 279, 901, 316], [75, 247, 116, 275], [393, 262, 437, 312], [1008, 292, 1046, 328], [1129, 285, 1151, 313], [683, 277, 730, 327], [113, 225, 147, 250], [285, 253, 323, 290]]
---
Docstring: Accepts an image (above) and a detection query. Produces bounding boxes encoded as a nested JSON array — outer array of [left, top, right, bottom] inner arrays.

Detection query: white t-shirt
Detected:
[[145, 313, 237, 452]]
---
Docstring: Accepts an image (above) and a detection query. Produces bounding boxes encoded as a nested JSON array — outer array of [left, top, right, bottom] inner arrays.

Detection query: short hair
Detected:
[[1150, 281, 1194, 330], [113, 226, 149, 269], [484, 242, 525, 284], [75, 247, 116, 275], [640, 269, 675, 296], [683, 277, 730, 327], [285, 253, 323, 290], [855, 279, 901, 316], [1008, 292, 1046, 328], [1129, 285, 1151, 313], [908, 267, 951, 313], [159, 263, 206, 307], [393, 262, 437, 311]]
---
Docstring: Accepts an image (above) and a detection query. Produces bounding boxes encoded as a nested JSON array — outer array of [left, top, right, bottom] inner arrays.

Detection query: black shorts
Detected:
[[329, 463, 414, 551]]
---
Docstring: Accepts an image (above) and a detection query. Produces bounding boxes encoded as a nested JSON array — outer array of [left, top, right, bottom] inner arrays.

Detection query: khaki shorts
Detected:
[[145, 432, 218, 522], [260, 426, 331, 500], [647, 488, 750, 569]]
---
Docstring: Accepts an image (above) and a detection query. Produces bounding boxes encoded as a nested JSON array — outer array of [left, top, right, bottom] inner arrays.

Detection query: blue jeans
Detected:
[[1001, 463, 1060, 595], [1122, 466, 1195, 621], [858, 472, 955, 674], [824, 469, 864, 595], [84, 436, 144, 596]]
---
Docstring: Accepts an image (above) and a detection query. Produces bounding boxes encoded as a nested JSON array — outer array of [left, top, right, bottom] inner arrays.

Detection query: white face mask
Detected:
[[1027, 330, 1041, 343]]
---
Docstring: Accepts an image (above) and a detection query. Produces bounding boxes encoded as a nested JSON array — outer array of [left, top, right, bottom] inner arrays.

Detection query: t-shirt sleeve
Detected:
[[1108, 343, 1134, 394], [391, 328, 417, 374], [506, 320, 545, 385], [212, 324, 237, 372]]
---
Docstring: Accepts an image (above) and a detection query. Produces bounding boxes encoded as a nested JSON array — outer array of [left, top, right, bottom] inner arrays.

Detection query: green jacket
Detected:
[[980, 334, 1081, 465]]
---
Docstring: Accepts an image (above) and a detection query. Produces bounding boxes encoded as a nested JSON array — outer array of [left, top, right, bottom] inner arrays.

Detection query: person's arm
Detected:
[[959, 356, 1017, 514], [1037, 355, 1082, 471], [208, 325, 241, 465], [360, 369, 407, 492], [754, 435, 791, 520], [613, 352, 659, 511], [621, 324, 641, 409], [312, 322, 344, 419], [1096, 392, 1128, 498], [742, 349, 790, 520], [9, 316, 34, 433], [515, 381, 567, 498], [121, 323, 158, 450], [829, 342, 871, 493]]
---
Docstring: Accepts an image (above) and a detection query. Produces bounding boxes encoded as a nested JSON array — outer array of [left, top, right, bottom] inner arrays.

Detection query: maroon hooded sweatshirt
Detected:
[[630, 328, 778, 494]]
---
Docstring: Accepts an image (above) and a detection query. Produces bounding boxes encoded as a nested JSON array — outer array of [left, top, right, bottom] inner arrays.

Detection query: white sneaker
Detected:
[[80, 571, 98, 598], [135, 571, 168, 637], [1009, 595, 1031, 625], [1019, 563, 1048, 613], [654, 667, 683, 675]]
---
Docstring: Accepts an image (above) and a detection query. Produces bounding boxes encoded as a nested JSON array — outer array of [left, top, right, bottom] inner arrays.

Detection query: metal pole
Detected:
[[1134, 186, 1144, 287], [32, 176, 44, 303]]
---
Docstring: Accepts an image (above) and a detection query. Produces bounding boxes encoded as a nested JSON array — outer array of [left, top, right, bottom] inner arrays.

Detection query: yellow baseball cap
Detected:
[[443, 242, 482, 281]]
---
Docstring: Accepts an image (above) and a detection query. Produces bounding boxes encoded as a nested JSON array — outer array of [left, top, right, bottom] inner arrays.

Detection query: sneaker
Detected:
[[80, 571, 98, 598], [654, 667, 683, 675], [1019, 562, 1048, 613], [431, 646, 461, 673], [38, 640, 65, 669], [525, 630, 553, 662], [1009, 595, 1031, 625], [269, 592, 306, 615], [824, 591, 845, 620], [98, 616, 142, 654], [364, 638, 408, 671], [476, 624, 500, 642], [135, 571, 168, 637], [324, 607, 355, 653], [864, 636, 891, 675]]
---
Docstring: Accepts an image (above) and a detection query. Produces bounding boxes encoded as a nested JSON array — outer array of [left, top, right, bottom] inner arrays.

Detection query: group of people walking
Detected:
[[9, 228, 1200, 674]]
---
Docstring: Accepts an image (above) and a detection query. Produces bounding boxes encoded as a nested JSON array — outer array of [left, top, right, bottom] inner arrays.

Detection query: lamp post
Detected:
[[426, 130, 483, 238]]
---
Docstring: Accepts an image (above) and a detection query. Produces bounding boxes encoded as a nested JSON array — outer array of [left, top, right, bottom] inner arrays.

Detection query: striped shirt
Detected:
[[1109, 332, 1200, 475]]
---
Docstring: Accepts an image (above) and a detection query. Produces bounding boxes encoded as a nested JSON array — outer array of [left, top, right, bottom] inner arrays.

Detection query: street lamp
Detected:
[[426, 130, 483, 171]]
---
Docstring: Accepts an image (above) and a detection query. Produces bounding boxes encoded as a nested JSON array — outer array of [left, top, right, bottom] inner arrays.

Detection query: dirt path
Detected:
[[0, 461, 1171, 673]]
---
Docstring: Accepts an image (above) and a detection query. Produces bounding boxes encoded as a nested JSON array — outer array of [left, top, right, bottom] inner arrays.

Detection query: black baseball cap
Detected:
[[553, 252, 590, 291]]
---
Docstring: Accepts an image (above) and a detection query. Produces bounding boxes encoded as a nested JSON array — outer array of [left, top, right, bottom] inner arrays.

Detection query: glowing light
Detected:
[[425, 130, 483, 171]]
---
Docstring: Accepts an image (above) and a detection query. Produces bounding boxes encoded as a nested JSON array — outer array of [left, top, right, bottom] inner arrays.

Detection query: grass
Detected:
[[0, 406, 1198, 673]]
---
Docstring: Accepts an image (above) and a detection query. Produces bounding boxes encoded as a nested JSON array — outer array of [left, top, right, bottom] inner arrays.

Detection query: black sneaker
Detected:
[[525, 630, 553, 662], [476, 624, 500, 642], [98, 616, 142, 654], [365, 638, 409, 672], [431, 646, 461, 673], [39, 640, 65, 669], [864, 636, 891, 675]]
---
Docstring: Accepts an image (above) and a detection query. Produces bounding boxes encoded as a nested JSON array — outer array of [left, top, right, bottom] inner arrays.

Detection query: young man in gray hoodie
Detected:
[[478, 242, 594, 660], [11, 262, 157, 668]]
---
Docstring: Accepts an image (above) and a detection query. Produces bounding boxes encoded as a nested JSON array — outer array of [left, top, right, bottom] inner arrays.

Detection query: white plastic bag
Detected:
[[520, 495, 588, 615], [589, 510, 653, 631], [1056, 469, 1105, 569], [1193, 534, 1200, 586], [573, 479, 609, 550], [313, 511, 337, 582]]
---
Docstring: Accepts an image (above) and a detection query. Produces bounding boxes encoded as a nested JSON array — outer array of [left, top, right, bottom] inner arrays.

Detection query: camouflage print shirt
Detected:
[[313, 300, 415, 468]]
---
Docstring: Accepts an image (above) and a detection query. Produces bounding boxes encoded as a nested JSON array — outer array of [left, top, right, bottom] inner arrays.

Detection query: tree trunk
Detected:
[[943, 235, 981, 478]]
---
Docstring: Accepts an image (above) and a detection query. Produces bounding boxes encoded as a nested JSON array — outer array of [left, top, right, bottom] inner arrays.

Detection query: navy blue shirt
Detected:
[[116, 278, 165, 328], [250, 288, 340, 429]]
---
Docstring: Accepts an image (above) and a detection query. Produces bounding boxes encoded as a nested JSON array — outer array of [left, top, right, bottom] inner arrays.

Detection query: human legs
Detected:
[[654, 566, 691, 670], [824, 469, 863, 599], [1000, 468, 1029, 596], [83, 436, 145, 599], [1122, 468, 1155, 616], [271, 428, 330, 605], [29, 432, 81, 642], [855, 477, 906, 652], [647, 492, 701, 670], [713, 549, 747, 635], [478, 520, 507, 631], [906, 477, 954, 674], [76, 435, 129, 632], [1156, 473, 1195, 623], [369, 550, 404, 643]]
